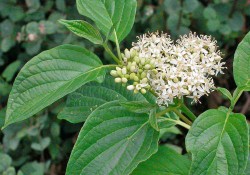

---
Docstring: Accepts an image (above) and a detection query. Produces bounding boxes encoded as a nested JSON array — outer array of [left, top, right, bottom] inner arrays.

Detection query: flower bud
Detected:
[[110, 70, 118, 77], [125, 49, 130, 58], [130, 65, 136, 72], [122, 77, 128, 83], [122, 67, 127, 75], [144, 64, 151, 70], [131, 49, 137, 58], [134, 89, 139, 94], [141, 78, 148, 84], [152, 69, 158, 74], [116, 67, 121, 71], [127, 85, 135, 90], [141, 71, 147, 78], [141, 88, 147, 94], [173, 78, 179, 83], [115, 78, 122, 83], [134, 56, 140, 63], [140, 58, 146, 65], [134, 76, 139, 82], [130, 73, 136, 79], [117, 69, 122, 76]]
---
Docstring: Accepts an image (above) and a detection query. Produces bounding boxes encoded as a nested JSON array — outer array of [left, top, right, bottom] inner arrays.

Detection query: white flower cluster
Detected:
[[111, 32, 225, 105]]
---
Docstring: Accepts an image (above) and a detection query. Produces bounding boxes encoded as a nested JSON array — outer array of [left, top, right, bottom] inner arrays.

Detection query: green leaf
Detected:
[[1, 37, 15, 52], [20, 161, 45, 175], [149, 108, 158, 131], [31, 137, 51, 151], [183, 0, 199, 13], [66, 101, 159, 175], [59, 20, 103, 45], [203, 7, 217, 19], [0, 153, 12, 173], [3, 167, 15, 175], [233, 31, 250, 91], [207, 19, 220, 32], [120, 101, 156, 113], [76, 0, 137, 43], [4, 44, 107, 128], [186, 109, 249, 175], [228, 12, 244, 32], [58, 76, 155, 123], [2, 60, 21, 82], [217, 87, 232, 100], [132, 146, 191, 175]]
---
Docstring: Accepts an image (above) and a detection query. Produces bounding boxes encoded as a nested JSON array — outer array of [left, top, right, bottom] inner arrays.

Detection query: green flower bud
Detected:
[[125, 74, 130, 78], [141, 78, 148, 83], [127, 62, 132, 69], [173, 78, 179, 83], [131, 49, 137, 58], [141, 88, 147, 94], [134, 56, 140, 63], [152, 69, 158, 74], [134, 76, 139, 81], [117, 69, 122, 76], [134, 89, 139, 94], [130, 73, 136, 79], [141, 71, 147, 78]]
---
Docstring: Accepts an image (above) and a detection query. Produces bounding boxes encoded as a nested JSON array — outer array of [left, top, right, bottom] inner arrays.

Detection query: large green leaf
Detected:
[[132, 146, 191, 175], [59, 20, 103, 45], [4, 44, 107, 127], [233, 31, 250, 91], [76, 0, 137, 43], [120, 101, 156, 113], [66, 101, 159, 175], [186, 109, 249, 175], [58, 76, 155, 123]]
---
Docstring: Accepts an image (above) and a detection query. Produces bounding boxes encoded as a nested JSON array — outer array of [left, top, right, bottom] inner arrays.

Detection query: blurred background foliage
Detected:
[[0, 0, 249, 174]]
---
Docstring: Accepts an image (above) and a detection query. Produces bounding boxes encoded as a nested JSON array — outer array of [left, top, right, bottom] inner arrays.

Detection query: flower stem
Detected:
[[176, 120, 191, 130], [155, 107, 175, 117], [114, 31, 122, 60], [180, 103, 197, 121], [103, 43, 121, 64], [173, 109, 192, 125], [159, 117, 190, 130]]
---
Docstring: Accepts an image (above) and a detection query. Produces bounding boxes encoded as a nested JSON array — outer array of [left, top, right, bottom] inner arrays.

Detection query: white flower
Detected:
[[148, 32, 225, 105]]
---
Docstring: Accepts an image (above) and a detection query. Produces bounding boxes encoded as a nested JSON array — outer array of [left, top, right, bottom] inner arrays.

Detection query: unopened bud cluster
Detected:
[[110, 48, 157, 94], [111, 32, 225, 105]]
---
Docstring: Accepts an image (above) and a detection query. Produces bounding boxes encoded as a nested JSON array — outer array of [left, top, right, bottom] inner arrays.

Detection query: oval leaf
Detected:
[[58, 76, 155, 123], [233, 31, 250, 91], [76, 0, 137, 43], [59, 20, 103, 45], [4, 44, 107, 127], [66, 101, 159, 175], [186, 109, 249, 175], [132, 146, 191, 175], [217, 87, 232, 101]]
